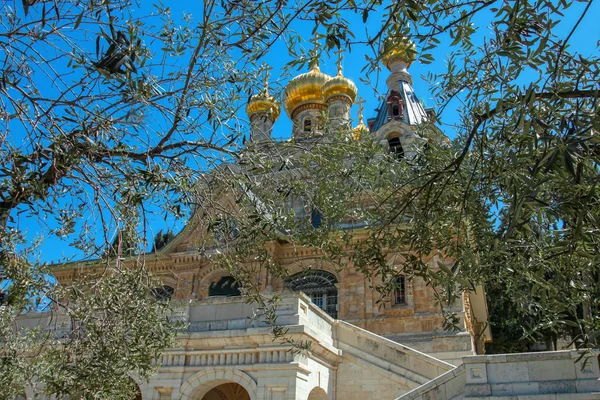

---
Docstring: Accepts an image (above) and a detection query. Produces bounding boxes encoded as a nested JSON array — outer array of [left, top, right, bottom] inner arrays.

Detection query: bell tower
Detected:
[[370, 37, 429, 160]]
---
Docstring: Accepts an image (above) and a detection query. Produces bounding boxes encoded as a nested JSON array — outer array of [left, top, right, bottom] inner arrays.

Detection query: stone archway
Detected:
[[203, 382, 250, 400], [307, 387, 328, 400], [179, 368, 257, 400]]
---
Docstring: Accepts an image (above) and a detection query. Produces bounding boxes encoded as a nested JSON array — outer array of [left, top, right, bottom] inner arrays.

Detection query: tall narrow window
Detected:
[[388, 137, 404, 160], [303, 117, 312, 133], [311, 208, 322, 228], [394, 276, 406, 305], [386, 90, 403, 121]]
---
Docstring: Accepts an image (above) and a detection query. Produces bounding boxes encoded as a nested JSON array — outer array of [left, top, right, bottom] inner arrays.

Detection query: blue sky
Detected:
[[12, 1, 600, 264]]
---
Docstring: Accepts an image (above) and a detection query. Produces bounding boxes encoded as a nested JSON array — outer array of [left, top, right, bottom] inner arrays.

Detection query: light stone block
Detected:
[[422, 386, 445, 400], [465, 383, 491, 396], [528, 360, 576, 381], [575, 378, 600, 393], [445, 372, 467, 399], [490, 383, 512, 396], [511, 381, 539, 395], [487, 361, 530, 383], [538, 379, 577, 394], [574, 356, 600, 379]]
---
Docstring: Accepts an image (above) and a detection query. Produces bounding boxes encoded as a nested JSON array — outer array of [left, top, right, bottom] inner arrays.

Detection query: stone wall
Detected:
[[136, 294, 453, 400], [385, 331, 474, 366], [462, 350, 600, 399], [17, 293, 461, 400], [53, 240, 481, 361], [333, 320, 454, 400], [398, 350, 600, 400]]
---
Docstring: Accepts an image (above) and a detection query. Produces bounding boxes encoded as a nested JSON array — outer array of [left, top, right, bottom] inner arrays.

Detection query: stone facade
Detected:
[[19, 37, 600, 398], [53, 239, 478, 367], [140, 294, 455, 399], [37, 38, 498, 399], [17, 294, 456, 399]]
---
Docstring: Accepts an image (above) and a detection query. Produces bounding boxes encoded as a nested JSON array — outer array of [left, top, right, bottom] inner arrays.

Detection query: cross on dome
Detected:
[[308, 32, 322, 70], [334, 47, 344, 75]]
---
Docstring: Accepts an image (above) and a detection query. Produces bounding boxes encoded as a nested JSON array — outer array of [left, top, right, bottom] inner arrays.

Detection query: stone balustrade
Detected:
[[15, 293, 462, 399], [397, 350, 600, 399]]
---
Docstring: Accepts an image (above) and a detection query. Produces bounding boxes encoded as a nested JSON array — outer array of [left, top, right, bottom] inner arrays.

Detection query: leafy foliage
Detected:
[[151, 229, 175, 253], [0, 0, 599, 396]]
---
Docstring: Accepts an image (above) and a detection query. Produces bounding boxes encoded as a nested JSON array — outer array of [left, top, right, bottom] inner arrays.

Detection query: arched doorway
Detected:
[[132, 385, 142, 400], [202, 382, 250, 400], [307, 387, 328, 400], [179, 368, 257, 400]]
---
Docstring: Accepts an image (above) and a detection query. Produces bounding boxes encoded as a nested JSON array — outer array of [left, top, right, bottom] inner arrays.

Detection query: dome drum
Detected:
[[292, 103, 327, 120]]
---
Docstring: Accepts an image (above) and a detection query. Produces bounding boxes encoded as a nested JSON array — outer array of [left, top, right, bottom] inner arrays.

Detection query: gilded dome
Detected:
[[246, 90, 280, 122], [352, 122, 369, 140], [322, 69, 358, 103], [352, 100, 369, 140], [381, 37, 417, 69], [352, 115, 369, 140], [282, 64, 332, 117]]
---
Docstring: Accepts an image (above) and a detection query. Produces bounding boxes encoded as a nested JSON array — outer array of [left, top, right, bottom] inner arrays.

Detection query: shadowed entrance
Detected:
[[202, 382, 251, 400]]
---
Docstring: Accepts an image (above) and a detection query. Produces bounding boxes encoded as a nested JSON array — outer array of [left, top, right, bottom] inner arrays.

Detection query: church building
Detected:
[[29, 38, 600, 400]]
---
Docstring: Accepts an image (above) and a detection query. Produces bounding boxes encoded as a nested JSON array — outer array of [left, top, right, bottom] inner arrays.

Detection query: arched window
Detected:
[[303, 117, 312, 133], [388, 137, 404, 160], [394, 276, 406, 305], [209, 276, 241, 297], [151, 285, 175, 301], [386, 90, 404, 121], [285, 270, 338, 318]]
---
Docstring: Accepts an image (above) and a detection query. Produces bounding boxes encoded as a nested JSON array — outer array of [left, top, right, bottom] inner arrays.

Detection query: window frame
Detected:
[[394, 275, 406, 305], [388, 137, 404, 160], [303, 117, 312, 133], [285, 270, 338, 318]]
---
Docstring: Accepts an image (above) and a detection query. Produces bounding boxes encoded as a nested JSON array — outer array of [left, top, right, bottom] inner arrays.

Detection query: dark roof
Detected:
[[370, 80, 429, 132]]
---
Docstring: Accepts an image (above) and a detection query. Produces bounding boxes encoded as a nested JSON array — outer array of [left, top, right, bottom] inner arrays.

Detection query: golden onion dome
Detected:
[[246, 89, 280, 122], [352, 118, 369, 140], [322, 66, 358, 104], [282, 63, 332, 117], [381, 36, 417, 70], [352, 100, 369, 140]]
